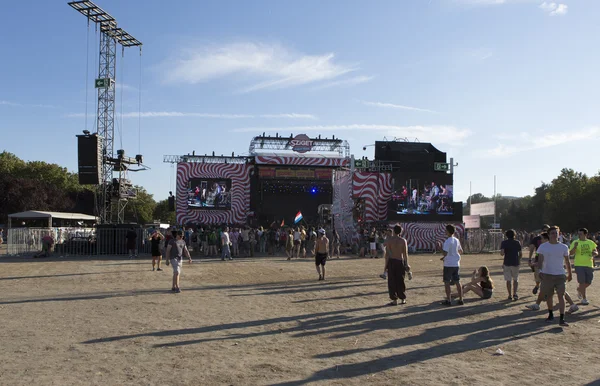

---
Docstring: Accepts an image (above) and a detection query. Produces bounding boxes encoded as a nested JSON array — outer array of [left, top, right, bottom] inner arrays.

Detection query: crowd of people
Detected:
[[142, 221, 598, 328]]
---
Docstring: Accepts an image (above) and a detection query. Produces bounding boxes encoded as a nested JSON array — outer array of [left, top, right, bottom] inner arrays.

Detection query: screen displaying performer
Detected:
[[187, 178, 232, 210], [390, 172, 453, 215]]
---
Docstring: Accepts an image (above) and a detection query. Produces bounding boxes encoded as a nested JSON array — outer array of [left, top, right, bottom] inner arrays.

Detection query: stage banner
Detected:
[[315, 169, 332, 180], [295, 169, 315, 179], [275, 169, 296, 178], [258, 167, 276, 178], [463, 215, 481, 229]]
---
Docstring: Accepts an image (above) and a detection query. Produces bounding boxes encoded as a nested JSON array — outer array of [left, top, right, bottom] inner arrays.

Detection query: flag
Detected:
[[280, 219, 285, 227], [294, 211, 303, 224]]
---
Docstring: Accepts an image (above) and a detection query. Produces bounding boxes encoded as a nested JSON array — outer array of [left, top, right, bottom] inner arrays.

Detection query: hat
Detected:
[[318, 228, 326, 234]]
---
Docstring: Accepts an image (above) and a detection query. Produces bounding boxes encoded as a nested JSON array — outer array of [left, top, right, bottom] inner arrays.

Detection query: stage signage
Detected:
[[258, 167, 276, 178], [463, 215, 481, 229], [296, 169, 315, 179], [471, 202, 495, 216], [315, 169, 332, 180], [275, 169, 296, 178], [259, 167, 332, 180], [289, 134, 313, 153], [434, 162, 449, 172]]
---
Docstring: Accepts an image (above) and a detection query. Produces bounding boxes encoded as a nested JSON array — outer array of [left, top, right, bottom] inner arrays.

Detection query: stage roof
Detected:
[[8, 211, 97, 221]]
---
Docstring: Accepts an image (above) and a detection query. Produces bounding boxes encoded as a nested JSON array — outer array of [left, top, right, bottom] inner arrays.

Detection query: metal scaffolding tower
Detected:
[[68, 1, 143, 224]]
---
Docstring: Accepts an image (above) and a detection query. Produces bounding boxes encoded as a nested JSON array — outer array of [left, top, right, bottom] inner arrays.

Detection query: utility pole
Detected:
[[493, 175, 497, 227], [69, 1, 143, 224]]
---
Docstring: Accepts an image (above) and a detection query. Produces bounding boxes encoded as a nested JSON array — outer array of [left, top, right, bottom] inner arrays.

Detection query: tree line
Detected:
[[0, 152, 175, 226], [464, 168, 600, 232]]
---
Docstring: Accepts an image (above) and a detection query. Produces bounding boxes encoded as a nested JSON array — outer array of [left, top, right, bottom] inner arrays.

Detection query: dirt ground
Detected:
[[1, 251, 599, 386]]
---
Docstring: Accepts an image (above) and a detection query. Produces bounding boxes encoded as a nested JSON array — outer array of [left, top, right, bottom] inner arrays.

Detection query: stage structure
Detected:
[[69, 1, 146, 224], [165, 135, 463, 251], [164, 134, 350, 226], [332, 139, 464, 251]]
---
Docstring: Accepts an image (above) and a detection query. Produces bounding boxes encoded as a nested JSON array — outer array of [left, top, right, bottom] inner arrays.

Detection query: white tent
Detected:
[[8, 211, 97, 228]]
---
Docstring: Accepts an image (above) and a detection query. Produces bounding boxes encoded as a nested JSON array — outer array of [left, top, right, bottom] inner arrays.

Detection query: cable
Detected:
[[118, 47, 124, 149], [85, 18, 90, 132], [138, 46, 143, 154]]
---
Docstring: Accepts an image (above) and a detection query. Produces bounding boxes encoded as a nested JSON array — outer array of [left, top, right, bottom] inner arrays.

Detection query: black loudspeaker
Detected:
[[168, 196, 175, 211], [77, 135, 101, 185]]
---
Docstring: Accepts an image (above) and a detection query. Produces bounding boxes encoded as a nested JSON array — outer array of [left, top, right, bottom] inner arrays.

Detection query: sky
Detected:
[[1, 0, 599, 202]]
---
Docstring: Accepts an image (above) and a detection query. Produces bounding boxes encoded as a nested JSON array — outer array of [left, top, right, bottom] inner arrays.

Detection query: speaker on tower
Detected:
[[77, 134, 101, 185]]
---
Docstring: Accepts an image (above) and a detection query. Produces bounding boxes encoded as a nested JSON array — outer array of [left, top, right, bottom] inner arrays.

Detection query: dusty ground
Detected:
[[1, 251, 599, 386]]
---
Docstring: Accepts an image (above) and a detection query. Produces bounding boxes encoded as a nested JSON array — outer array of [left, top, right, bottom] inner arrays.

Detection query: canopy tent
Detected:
[[8, 211, 97, 228]]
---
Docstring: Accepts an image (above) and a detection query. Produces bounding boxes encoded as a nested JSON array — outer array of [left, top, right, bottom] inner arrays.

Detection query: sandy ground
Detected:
[[1, 251, 600, 386]]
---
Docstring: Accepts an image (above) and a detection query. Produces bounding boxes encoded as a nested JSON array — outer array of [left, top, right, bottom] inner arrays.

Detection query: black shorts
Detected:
[[315, 252, 327, 266], [443, 266, 460, 284]]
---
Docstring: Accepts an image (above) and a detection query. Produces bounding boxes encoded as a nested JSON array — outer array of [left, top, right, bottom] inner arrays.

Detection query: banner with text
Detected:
[[259, 167, 332, 180]]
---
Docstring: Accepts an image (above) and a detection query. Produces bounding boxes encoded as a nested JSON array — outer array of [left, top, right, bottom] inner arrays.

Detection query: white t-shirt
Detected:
[[293, 231, 301, 241], [538, 242, 568, 275], [221, 232, 230, 246], [443, 236, 461, 267]]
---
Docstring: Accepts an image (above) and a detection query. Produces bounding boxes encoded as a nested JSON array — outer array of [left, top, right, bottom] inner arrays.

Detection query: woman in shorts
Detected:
[[460, 266, 494, 299], [148, 230, 164, 271]]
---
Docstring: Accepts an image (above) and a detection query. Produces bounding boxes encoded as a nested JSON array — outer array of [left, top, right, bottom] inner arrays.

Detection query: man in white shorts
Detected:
[[166, 230, 192, 293]]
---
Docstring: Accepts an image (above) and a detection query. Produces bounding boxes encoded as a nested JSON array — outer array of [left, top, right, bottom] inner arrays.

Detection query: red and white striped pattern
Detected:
[[352, 172, 393, 222], [255, 155, 349, 167], [400, 222, 466, 251], [176, 163, 251, 224]]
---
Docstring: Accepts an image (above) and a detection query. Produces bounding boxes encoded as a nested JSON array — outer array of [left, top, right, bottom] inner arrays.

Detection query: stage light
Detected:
[[311, 187, 317, 194]]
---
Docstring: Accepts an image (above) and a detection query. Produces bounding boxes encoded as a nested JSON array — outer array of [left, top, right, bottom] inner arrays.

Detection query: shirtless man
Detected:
[[314, 229, 329, 281], [383, 224, 411, 305]]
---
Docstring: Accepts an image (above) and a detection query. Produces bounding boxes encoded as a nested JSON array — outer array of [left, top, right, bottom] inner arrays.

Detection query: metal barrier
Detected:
[[463, 229, 504, 254], [6, 227, 155, 257]]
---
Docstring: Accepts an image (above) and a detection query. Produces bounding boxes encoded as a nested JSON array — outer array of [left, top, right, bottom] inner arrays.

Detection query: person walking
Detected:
[[126, 227, 138, 259], [500, 229, 522, 300], [528, 225, 550, 295], [166, 230, 192, 293], [535, 226, 572, 326], [314, 229, 329, 280], [384, 224, 410, 305], [570, 228, 598, 306], [441, 224, 464, 306], [221, 226, 232, 261]]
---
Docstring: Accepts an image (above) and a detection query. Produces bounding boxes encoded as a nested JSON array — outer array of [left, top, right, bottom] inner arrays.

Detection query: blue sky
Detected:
[[1, 0, 598, 202]]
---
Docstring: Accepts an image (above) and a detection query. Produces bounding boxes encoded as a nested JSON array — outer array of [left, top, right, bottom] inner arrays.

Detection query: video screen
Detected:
[[390, 172, 453, 215], [187, 178, 232, 209]]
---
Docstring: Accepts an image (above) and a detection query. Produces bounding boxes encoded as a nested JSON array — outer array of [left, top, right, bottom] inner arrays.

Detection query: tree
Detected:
[[153, 199, 176, 225], [123, 187, 156, 225]]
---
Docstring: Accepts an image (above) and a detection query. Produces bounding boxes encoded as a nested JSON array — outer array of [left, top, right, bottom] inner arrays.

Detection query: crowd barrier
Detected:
[[6, 227, 155, 257], [462, 229, 505, 254]]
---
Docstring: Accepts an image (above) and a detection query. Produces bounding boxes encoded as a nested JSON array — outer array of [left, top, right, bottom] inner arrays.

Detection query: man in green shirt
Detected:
[[569, 228, 598, 306]]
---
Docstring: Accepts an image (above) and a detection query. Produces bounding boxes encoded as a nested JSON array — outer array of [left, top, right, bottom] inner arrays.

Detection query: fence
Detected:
[[6, 227, 155, 257], [463, 229, 505, 254]]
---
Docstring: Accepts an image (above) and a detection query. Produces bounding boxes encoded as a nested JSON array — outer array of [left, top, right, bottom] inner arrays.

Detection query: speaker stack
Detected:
[[77, 134, 102, 185]]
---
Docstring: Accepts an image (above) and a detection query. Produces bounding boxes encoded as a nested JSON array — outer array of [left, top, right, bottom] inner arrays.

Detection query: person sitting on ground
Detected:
[[457, 266, 494, 299]]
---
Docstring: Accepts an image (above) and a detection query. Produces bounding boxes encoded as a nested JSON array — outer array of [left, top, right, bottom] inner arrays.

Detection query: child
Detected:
[[166, 230, 192, 293], [441, 224, 464, 306], [459, 266, 494, 299]]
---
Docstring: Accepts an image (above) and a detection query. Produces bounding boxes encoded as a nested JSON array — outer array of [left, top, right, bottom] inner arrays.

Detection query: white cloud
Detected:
[[66, 111, 317, 119], [456, 0, 568, 15], [479, 127, 598, 157], [540, 2, 568, 16], [0, 100, 21, 106], [312, 75, 375, 90], [363, 101, 439, 114], [115, 83, 138, 91], [0, 100, 56, 108], [163, 42, 362, 92], [230, 124, 471, 146]]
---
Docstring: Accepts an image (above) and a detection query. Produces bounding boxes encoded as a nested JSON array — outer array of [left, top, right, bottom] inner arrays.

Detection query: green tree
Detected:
[[123, 187, 156, 225], [153, 199, 176, 225]]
